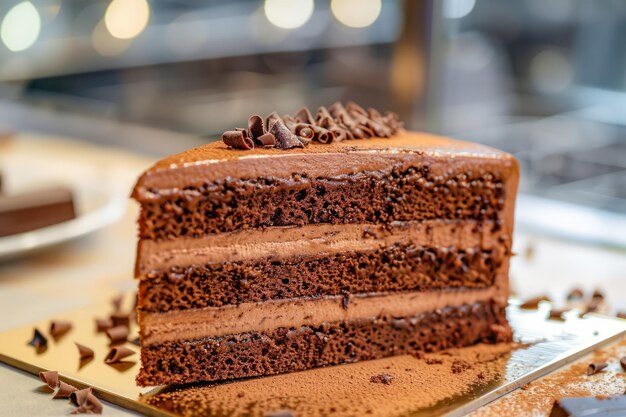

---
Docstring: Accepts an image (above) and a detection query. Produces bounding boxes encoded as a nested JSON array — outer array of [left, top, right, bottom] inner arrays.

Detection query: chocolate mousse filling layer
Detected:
[[137, 300, 509, 386], [137, 166, 505, 240]]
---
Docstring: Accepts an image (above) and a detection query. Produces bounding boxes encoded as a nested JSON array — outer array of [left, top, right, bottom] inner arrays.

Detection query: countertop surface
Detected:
[[1, 133, 626, 417]]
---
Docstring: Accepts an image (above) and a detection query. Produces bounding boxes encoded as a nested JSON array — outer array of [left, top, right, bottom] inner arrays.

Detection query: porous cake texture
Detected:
[[132, 122, 518, 386]]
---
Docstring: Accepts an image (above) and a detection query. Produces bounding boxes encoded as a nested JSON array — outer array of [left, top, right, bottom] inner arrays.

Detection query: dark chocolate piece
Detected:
[[550, 395, 626, 417], [105, 325, 129, 345], [28, 328, 48, 349], [49, 320, 72, 339], [0, 187, 75, 237], [586, 362, 608, 375], [38, 370, 58, 389], [95, 318, 113, 333], [520, 296, 551, 310], [104, 346, 135, 364], [53, 381, 78, 399], [267, 112, 305, 149], [370, 373, 394, 384], [75, 343, 94, 360]]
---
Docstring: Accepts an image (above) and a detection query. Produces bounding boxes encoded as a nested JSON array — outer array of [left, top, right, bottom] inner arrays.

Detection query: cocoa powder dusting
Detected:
[[143, 343, 516, 417], [470, 338, 626, 417]]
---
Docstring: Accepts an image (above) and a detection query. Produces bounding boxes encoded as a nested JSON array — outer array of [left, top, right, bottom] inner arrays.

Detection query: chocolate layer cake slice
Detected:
[[132, 103, 519, 386]]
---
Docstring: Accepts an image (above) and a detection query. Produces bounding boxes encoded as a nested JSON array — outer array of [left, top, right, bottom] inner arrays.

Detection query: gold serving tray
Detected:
[[0, 300, 624, 417]]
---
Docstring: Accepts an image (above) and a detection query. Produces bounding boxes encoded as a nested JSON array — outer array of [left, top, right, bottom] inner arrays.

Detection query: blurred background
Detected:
[[1, 0, 626, 247]]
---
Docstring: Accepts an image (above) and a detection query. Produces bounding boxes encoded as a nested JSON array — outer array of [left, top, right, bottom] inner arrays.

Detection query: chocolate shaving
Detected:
[[49, 320, 72, 339], [370, 373, 394, 385], [586, 362, 608, 375], [95, 318, 113, 333], [222, 101, 403, 149], [110, 311, 130, 327], [223, 130, 254, 150], [28, 328, 48, 349], [75, 343, 94, 360], [519, 296, 551, 310], [70, 388, 103, 414], [53, 381, 78, 399], [38, 370, 59, 389], [621, 357, 626, 371], [267, 112, 306, 149], [105, 325, 129, 345], [104, 346, 135, 364]]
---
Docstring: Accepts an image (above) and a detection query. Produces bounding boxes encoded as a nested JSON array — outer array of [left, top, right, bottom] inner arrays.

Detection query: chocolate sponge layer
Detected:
[[137, 300, 510, 386], [138, 167, 505, 240], [139, 244, 507, 313]]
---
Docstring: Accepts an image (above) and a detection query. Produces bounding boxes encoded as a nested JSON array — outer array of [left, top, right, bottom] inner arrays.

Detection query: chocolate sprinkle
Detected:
[[370, 373, 394, 385], [49, 320, 72, 339], [222, 101, 403, 150], [104, 346, 135, 364], [75, 343, 94, 360], [95, 318, 113, 333], [105, 325, 129, 345], [28, 328, 48, 349], [53, 381, 78, 399], [38, 370, 59, 389], [586, 362, 608, 375], [519, 296, 551, 310]]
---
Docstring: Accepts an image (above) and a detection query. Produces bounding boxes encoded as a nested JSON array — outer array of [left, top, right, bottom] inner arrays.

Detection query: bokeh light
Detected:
[[443, 0, 476, 19], [0, 2, 41, 52], [530, 49, 573, 94], [92, 19, 131, 57], [264, 0, 314, 30], [104, 0, 150, 40], [331, 0, 381, 28]]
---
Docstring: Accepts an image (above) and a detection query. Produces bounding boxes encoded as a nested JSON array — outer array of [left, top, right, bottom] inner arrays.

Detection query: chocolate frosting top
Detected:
[[132, 131, 518, 199], [222, 102, 403, 150]]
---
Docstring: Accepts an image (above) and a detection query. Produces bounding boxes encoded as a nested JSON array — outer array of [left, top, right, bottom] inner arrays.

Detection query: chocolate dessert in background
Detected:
[[132, 102, 519, 386], [0, 186, 75, 237]]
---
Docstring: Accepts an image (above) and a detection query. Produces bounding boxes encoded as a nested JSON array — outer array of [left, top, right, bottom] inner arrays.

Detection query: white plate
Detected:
[[0, 184, 125, 261]]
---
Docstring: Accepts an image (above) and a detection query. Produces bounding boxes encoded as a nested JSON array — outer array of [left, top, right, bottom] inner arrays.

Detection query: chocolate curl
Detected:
[[586, 362, 608, 375], [39, 370, 59, 389], [95, 318, 113, 333], [283, 115, 315, 144], [294, 107, 315, 124], [366, 108, 394, 137], [316, 106, 348, 142], [326, 103, 369, 139], [105, 325, 129, 345], [104, 346, 135, 364], [50, 320, 72, 339], [311, 126, 335, 144], [223, 130, 254, 150], [383, 111, 404, 132], [248, 115, 265, 140], [70, 388, 103, 414], [110, 311, 130, 327], [28, 328, 48, 349], [70, 388, 91, 407], [53, 381, 78, 399], [75, 343, 94, 360], [267, 112, 305, 149], [256, 132, 276, 147]]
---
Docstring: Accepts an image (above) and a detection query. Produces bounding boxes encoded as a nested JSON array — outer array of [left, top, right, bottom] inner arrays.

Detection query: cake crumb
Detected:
[[370, 373, 394, 385]]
